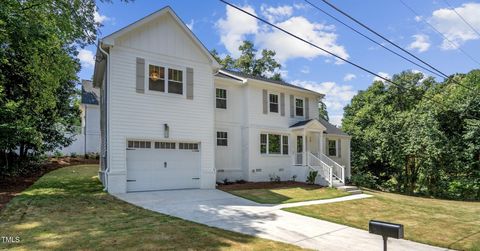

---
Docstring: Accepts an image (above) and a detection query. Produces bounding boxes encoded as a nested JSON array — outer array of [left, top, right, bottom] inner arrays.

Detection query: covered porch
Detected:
[[289, 119, 346, 187]]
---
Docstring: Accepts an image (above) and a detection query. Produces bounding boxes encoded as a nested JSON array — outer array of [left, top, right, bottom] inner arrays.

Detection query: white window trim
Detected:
[[295, 97, 305, 118], [216, 130, 228, 147], [268, 91, 280, 114], [328, 139, 338, 157], [144, 60, 186, 98], [260, 133, 289, 156], [216, 88, 227, 109]]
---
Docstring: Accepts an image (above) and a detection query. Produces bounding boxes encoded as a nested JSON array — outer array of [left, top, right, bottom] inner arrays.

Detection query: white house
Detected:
[[93, 6, 351, 194], [59, 80, 100, 156]]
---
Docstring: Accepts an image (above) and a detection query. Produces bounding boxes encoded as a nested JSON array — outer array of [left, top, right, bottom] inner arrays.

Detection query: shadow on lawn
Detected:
[[0, 165, 292, 250]]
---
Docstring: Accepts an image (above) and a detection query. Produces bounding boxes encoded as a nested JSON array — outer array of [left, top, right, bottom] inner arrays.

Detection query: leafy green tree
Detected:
[[318, 100, 329, 121], [211, 40, 282, 80]]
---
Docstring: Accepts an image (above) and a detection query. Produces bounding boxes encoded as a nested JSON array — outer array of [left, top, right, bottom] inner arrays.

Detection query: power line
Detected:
[[218, 0, 478, 120], [443, 0, 480, 38], [303, 0, 443, 78], [318, 0, 475, 91], [399, 0, 480, 66]]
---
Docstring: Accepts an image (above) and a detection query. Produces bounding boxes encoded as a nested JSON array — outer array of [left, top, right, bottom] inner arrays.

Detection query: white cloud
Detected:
[[300, 66, 310, 74], [186, 19, 195, 30], [261, 5, 293, 23], [373, 72, 391, 82], [343, 73, 356, 81], [329, 115, 343, 127], [429, 3, 480, 49], [215, 5, 259, 57], [414, 15, 423, 22], [78, 49, 95, 68], [407, 34, 431, 52], [94, 10, 109, 24], [255, 16, 349, 64]]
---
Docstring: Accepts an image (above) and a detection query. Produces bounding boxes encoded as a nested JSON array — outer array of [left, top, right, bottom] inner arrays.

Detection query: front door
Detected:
[[296, 136, 303, 164]]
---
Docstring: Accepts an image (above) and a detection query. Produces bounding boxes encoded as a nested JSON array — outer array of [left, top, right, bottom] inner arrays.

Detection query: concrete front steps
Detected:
[[332, 180, 363, 195]]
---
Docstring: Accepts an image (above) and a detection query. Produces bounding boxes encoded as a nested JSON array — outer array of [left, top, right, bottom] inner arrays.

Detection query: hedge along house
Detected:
[[93, 6, 351, 193]]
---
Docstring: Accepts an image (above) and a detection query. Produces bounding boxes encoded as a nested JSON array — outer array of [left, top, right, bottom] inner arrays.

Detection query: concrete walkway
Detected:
[[115, 189, 448, 251]]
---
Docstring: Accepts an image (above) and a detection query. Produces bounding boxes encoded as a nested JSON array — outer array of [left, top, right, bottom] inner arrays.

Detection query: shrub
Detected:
[[351, 171, 378, 189], [53, 150, 63, 158], [269, 174, 281, 183], [291, 175, 297, 182], [306, 171, 318, 184], [70, 152, 77, 158]]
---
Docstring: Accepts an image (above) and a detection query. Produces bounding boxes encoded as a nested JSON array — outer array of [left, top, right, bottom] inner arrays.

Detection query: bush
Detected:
[[291, 175, 297, 182], [351, 171, 378, 189], [269, 174, 281, 183], [53, 150, 63, 158], [70, 152, 77, 158], [306, 171, 318, 184]]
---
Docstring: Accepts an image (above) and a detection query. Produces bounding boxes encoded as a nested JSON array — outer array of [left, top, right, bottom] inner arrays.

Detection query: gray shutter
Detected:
[[280, 93, 285, 116], [262, 89, 268, 114], [136, 57, 145, 93], [338, 139, 342, 157], [305, 97, 309, 119], [290, 95, 294, 118], [186, 67, 194, 99]]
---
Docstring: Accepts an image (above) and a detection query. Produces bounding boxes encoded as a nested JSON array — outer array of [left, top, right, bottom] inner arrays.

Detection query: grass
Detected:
[[0, 165, 304, 251], [227, 186, 350, 204], [284, 189, 480, 251]]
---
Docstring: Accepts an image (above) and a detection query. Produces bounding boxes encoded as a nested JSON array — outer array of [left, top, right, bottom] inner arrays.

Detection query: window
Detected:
[[269, 94, 279, 113], [179, 143, 199, 150], [128, 140, 151, 149], [260, 133, 288, 155], [282, 136, 289, 155], [216, 88, 227, 109], [260, 134, 267, 154], [154, 142, 176, 149], [328, 140, 337, 156], [168, 68, 183, 94], [217, 131, 228, 146], [149, 65, 165, 92], [295, 98, 304, 117]]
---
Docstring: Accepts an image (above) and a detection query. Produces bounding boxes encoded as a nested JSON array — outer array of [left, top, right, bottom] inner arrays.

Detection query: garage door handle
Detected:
[[164, 162, 167, 168], [192, 178, 200, 180], [127, 179, 136, 182]]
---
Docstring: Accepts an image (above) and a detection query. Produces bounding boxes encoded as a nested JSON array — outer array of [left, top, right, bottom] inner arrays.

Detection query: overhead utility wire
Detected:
[[303, 0, 442, 78], [318, 0, 475, 91], [218, 0, 479, 120], [442, 0, 480, 38], [399, 0, 480, 66]]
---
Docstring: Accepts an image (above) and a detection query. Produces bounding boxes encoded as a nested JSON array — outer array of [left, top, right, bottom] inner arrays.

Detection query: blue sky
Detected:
[[78, 0, 480, 125]]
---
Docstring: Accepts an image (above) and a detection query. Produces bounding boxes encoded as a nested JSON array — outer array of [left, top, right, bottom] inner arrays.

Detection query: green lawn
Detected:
[[284, 189, 480, 251], [227, 186, 350, 204], [0, 165, 304, 251]]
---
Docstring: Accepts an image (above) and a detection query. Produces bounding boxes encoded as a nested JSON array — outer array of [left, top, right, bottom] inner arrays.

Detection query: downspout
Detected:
[[84, 105, 87, 156], [98, 41, 110, 191]]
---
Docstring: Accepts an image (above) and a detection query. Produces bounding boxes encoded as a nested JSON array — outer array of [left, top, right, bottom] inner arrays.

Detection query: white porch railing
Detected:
[[307, 152, 333, 187], [314, 152, 345, 184]]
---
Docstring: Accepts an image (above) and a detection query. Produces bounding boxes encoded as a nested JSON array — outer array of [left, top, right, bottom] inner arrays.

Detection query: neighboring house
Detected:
[[93, 6, 351, 194], [59, 80, 100, 156]]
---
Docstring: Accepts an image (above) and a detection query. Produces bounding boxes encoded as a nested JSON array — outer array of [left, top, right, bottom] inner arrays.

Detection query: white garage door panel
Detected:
[[126, 147, 200, 192]]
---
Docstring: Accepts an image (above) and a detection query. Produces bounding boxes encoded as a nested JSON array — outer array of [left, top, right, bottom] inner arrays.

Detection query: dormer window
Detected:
[[269, 93, 278, 113], [295, 98, 304, 117]]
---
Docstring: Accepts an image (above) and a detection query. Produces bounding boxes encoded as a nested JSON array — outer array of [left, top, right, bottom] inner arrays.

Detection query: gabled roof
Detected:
[[290, 118, 349, 136], [101, 6, 220, 68], [81, 80, 99, 105], [216, 69, 323, 97]]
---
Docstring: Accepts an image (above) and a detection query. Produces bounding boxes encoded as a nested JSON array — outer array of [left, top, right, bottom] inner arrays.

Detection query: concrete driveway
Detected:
[[115, 189, 447, 251]]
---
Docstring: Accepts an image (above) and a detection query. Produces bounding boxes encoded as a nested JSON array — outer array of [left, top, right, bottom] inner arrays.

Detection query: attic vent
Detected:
[[279, 168, 284, 172], [217, 169, 225, 173], [255, 168, 262, 172]]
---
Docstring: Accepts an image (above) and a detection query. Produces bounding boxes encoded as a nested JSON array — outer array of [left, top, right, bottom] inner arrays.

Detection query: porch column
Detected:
[[319, 131, 324, 155], [302, 129, 306, 166]]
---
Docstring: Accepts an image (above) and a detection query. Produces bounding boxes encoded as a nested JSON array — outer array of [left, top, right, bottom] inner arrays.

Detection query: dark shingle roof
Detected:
[[217, 69, 322, 95], [290, 118, 349, 136]]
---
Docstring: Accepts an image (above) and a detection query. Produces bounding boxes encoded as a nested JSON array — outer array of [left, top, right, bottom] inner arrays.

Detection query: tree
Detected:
[[343, 70, 480, 200], [211, 40, 282, 80], [318, 100, 329, 121], [0, 0, 126, 178]]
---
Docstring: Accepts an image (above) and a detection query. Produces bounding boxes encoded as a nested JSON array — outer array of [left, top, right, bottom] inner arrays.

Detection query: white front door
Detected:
[[126, 141, 200, 192]]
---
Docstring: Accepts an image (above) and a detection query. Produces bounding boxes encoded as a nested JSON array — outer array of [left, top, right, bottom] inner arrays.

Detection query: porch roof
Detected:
[[290, 118, 349, 136]]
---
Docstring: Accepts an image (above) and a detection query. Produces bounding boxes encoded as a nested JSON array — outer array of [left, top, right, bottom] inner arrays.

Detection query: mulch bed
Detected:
[[218, 181, 322, 191], [0, 157, 99, 211]]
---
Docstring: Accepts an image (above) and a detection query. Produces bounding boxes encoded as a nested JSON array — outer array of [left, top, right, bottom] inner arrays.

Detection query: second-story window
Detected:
[[168, 68, 183, 94], [295, 98, 304, 117], [216, 88, 227, 109], [216, 131, 228, 146], [269, 93, 278, 113], [149, 65, 165, 92]]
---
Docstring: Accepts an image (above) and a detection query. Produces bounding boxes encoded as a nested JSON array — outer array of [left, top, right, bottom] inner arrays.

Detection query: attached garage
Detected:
[[126, 140, 201, 192]]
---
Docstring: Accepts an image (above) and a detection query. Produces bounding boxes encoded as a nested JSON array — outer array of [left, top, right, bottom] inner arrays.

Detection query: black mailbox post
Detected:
[[369, 220, 404, 251]]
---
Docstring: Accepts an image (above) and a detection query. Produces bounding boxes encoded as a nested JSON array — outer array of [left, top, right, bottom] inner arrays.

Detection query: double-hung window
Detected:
[[328, 140, 337, 156], [260, 133, 288, 155], [216, 88, 227, 109], [216, 131, 228, 146], [148, 64, 184, 95], [269, 94, 279, 113], [295, 98, 304, 117]]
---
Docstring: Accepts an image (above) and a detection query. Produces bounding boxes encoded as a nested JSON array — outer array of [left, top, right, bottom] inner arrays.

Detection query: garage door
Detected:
[[126, 140, 200, 192]]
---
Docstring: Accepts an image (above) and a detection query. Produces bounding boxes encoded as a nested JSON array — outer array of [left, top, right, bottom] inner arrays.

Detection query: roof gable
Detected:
[[102, 6, 219, 68]]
